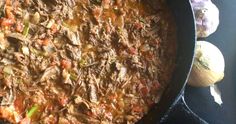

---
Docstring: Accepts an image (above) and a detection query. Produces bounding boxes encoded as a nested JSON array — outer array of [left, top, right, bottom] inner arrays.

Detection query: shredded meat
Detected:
[[0, 0, 176, 124]]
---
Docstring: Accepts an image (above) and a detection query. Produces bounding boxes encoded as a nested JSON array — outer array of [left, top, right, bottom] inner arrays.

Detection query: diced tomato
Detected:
[[156, 39, 161, 45], [58, 95, 68, 106], [50, 61, 57, 66], [92, 7, 102, 22], [1, 18, 15, 27], [45, 102, 54, 111], [146, 51, 154, 60], [86, 111, 94, 117], [152, 81, 161, 91], [14, 95, 24, 113], [108, 93, 117, 101], [141, 87, 149, 96], [146, 99, 155, 107], [20, 117, 31, 124], [50, 56, 59, 66], [132, 105, 143, 113], [61, 59, 71, 69], [90, 104, 107, 116], [38, 39, 49, 46], [50, 24, 58, 34], [140, 79, 146, 85], [151, 38, 161, 47], [134, 22, 142, 30], [16, 22, 24, 32], [105, 23, 111, 33], [104, 112, 113, 121], [85, 110, 97, 117], [41, 39, 49, 46], [93, 7, 102, 17], [128, 47, 137, 55]]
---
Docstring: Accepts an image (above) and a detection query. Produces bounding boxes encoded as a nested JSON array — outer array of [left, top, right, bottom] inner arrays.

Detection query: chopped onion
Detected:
[[118, 66, 127, 81], [32, 12, 40, 24], [46, 19, 55, 29], [3, 66, 14, 75], [21, 46, 30, 56]]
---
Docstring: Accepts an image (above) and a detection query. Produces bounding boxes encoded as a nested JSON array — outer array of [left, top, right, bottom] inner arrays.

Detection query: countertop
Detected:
[[185, 0, 236, 124]]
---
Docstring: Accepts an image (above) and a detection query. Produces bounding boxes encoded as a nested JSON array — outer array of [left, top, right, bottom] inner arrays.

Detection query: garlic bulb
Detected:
[[191, 0, 220, 38], [188, 41, 225, 87]]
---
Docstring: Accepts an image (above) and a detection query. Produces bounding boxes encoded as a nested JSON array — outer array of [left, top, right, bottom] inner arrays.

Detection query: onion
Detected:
[[21, 46, 30, 56], [3, 66, 14, 75], [46, 19, 55, 29], [188, 41, 225, 87], [31, 12, 40, 24]]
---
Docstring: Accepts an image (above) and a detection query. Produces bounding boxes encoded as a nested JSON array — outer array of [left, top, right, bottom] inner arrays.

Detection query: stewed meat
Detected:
[[0, 0, 176, 123]]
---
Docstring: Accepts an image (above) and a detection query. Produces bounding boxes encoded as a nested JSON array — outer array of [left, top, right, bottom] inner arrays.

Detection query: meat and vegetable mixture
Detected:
[[0, 0, 177, 123]]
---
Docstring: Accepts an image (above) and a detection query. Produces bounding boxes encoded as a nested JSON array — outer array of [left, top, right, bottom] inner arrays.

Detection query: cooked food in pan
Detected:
[[0, 0, 176, 123]]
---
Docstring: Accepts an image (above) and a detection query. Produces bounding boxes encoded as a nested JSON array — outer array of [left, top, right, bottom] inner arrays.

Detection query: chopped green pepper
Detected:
[[23, 22, 30, 37], [26, 105, 39, 118]]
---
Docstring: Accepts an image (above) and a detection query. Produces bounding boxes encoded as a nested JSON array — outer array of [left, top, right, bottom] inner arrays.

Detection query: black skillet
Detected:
[[137, 0, 208, 123], [0, 0, 206, 124]]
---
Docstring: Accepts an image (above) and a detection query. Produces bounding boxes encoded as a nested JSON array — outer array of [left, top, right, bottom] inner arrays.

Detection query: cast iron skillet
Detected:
[[137, 0, 208, 123], [0, 0, 206, 124]]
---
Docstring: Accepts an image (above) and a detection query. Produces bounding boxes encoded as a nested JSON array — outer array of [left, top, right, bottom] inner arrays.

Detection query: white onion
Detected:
[[188, 41, 225, 87]]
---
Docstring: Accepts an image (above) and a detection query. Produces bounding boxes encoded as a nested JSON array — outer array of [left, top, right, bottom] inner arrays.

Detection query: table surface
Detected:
[[185, 0, 236, 124]]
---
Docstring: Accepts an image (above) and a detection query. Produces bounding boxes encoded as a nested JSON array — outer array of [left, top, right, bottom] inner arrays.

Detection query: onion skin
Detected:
[[188, 62, 224, 87], [188, 41, 225, 87]]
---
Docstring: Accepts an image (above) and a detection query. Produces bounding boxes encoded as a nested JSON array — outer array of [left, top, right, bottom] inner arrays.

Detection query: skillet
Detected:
[[138, 0, 208, 123]]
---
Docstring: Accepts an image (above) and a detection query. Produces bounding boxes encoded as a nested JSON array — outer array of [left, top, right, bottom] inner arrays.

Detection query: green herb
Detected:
[[26, 105, 39, 118], [113, 7, 119, 14], [62, 21, 69, 27], [139, 17, 146, 23], [0, 9, 4, 18], [30, 47, 45, 56], [23, 22, 30, 37], [70, 72, 78, 81], [79, 59, 87, 68], [118, 27, 123, 34]]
